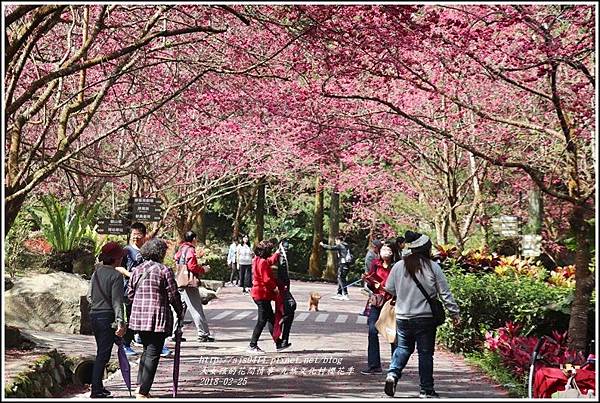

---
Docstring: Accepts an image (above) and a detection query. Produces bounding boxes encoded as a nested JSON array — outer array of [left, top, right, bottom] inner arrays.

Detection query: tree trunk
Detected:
[[526, 183, 544, 235], [254, 181, 265, 246], [567, 205, 593, 352], [4, 193, 27, 236], [323, 187, 339, 281], [197, 208, 207, 245], [309, 176, 324, 277]]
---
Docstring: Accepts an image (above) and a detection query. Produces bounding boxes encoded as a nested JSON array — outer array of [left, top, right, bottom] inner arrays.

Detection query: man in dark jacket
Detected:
[[320, 236, 353, 300]]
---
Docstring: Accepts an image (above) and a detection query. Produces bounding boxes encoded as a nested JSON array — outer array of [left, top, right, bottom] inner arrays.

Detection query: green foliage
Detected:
[[5, 210, 32, 278], [464, 350, 527, 398], [438, 266, 573, 353], [202, 257, 230, 282], [28, 195, 99, 253]]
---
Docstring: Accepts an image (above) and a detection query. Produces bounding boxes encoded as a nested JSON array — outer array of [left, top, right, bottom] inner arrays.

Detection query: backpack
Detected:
[[175, 245, 200, 288], [342, 245, 354, 265]]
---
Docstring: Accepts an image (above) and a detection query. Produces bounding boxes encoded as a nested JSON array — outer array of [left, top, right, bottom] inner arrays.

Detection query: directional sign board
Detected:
[[96, 218, 130, 235], [130, 197, 163, 222], [491, 215, 521, 237], [521, 234, 542, 257], [130, 197, 162, 205]]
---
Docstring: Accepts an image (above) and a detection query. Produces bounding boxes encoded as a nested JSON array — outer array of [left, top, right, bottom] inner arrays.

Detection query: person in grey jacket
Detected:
[[87, 242, 128, 398], [383, 231, 461, 399]]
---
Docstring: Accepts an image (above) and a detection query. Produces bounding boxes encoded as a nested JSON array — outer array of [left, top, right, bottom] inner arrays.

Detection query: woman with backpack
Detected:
[[174, 231, 214, 342]]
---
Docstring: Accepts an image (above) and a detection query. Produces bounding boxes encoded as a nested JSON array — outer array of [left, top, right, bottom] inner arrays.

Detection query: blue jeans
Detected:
[[367, 305, 397, 369], [90, 311, 116, 395], [388, 317, 437, 392]]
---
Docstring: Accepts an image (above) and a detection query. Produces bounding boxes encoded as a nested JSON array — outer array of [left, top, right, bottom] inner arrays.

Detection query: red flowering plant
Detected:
[[434, 244, 460, 263], [457, 247, 501, 274], [23, 237, 53, 255], [485, 322, 586, 378], [547, 265, 576, 288]]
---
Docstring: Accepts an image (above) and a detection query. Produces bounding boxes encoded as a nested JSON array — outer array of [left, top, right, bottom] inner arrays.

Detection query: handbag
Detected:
[[408, 270, 446, 326], [368, 293, 387, 308], [175, 246, 200, 288], [375, 300, 397, 343]]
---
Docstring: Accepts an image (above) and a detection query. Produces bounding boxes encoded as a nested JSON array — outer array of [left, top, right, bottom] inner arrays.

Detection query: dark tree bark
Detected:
[[323, 187, 339, 281], [309, 176, 324, 277]]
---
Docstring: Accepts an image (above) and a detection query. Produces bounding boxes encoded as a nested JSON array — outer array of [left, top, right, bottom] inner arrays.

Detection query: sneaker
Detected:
[[339, 294, 349, 301], [360, 367, 383, 375], [331, 294, 343, 300], [384, 373, 398, 397], [276, 341, 292, 352], [168, 336, 186, 342], [198, 335, 215, 342], [246, 345, 265, 355], [419, 390, 440, 398], [160, 346, 173, 357], [135, 392, 152, 399], [90, 390, 112, 398], [124, 346, 138, 356]]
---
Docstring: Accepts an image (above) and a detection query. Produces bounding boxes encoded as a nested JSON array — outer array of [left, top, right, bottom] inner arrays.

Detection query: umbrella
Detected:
[[114, 337, 132, 396], [173, 302, 187, 397]]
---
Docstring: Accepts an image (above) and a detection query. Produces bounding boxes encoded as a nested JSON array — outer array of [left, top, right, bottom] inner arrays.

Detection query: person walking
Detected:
[[227, 237, 239, 286], [174, 231, 214, 342], [87, 242, 128, 398], [362, 238, 383, 316], [383, 231, 461, 398], [127, 238, 184, 399], [271, 238, 295, 351], [320, 236, 353, 300], [365, 239, 383, 274], [361, 244, 397, 375], [119, 222, 147, 356], [247, 240, 281, 354], [237, 235, 253, 294]]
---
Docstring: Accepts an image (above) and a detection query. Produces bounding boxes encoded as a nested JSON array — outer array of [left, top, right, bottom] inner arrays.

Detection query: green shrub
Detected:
[[438, 267, 573, 353], [202, 257, 230, 282], [28, 195, 99, 253], [464, 350, 527, 398], [5, 211, 32, 278]]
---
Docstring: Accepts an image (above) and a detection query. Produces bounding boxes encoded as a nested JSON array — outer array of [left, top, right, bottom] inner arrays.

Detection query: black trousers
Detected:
[[123, 302, 134, 347], [137, 331, 167, 395], [239, 264, 252, 290], [250, 299, 274, 347], [337, 264, 350, 295]]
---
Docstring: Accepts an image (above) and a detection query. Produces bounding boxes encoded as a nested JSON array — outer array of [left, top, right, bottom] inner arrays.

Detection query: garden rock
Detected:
[[5, 272, 90, 334], [198, 287, 218, 304]]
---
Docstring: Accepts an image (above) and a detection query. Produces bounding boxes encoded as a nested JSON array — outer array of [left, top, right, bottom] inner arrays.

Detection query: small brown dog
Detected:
[[308, 292, 321, 311]]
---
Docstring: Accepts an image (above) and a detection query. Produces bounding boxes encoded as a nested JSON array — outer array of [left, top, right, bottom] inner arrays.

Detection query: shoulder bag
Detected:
[[408, 269, 446, 326]]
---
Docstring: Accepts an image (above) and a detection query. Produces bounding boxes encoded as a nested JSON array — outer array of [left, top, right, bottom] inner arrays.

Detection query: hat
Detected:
[[403, 231, 432, 257], [371, 239, 383, 248], [99, 241, 124, 262]]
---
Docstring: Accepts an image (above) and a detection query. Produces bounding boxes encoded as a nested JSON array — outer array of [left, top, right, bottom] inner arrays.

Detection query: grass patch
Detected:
[[464, 350, 527, 398]]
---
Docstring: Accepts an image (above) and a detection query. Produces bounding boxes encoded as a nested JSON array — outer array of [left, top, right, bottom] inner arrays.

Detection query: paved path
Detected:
[[8, 280, 509, 399]]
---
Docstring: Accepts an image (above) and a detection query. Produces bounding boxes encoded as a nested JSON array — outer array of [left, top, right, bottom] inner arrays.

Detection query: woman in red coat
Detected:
[[247, 240, 280, 354]]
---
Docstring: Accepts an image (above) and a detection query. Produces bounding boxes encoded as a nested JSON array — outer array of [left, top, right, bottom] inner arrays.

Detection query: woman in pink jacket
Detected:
[[247, 240, 280, 354]]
